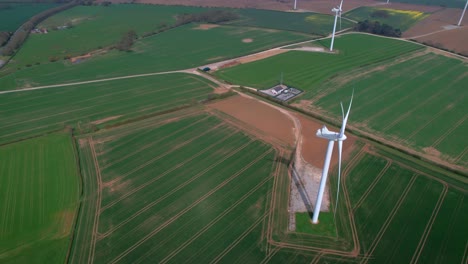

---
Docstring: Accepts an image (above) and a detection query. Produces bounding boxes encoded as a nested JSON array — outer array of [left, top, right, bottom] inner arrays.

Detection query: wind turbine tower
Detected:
[[312, 91, 353, 224], [458, 0, 468, 26], [330, 0, 343, 52], [294, 0, 298, 10], [387, 0, 390, 4]]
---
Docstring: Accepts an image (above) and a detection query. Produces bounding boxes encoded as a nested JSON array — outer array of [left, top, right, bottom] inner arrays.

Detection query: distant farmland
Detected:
[[215, 33, 423, 90], [0, 3, 60, 31], [72, 112, 287, 263], [0, 24, 313, 89], [314, 53, 468, 167], [0, 133, 79, 263], [226, 9, 355, 36], [0, 73, 214, 144]]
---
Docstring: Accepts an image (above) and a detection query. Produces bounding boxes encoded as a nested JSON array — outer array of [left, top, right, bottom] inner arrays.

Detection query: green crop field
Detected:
[[344, 146, 468, 263], [0, 132, 80, 263], [344, 6, 429, 31], [0, 73, 214, 144], [0, 3, 60, 32], [7, 4, 206, 68], [72, 112, 288, 263], [215, 33, 423, 90], [315, 53, 468, 167], [0, 23, 312, 90], [67, 109, 468, 263], [226, 9, 354, 36]]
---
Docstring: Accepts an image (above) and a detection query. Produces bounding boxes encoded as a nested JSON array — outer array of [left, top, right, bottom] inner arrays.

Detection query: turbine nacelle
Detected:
[[316, 126, 347, 141]]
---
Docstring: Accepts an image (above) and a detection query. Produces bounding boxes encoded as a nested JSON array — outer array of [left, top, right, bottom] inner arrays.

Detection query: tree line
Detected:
[[354, 20, 402, 37]]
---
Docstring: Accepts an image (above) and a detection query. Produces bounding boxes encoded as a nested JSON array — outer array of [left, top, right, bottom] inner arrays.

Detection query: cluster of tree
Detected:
[[175, 10, 239, 26], [354, 20, 402, 37], [0, 32, 10, 47], [1, 2, 78, 56], [115, 30, 137, 51]]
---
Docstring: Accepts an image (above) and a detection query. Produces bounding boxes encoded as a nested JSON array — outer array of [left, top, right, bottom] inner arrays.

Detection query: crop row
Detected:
[[0, 133, 79, 263], [215, 33, 423, 90], [0, 73, 213, 145], [79, 114, 279, 262], [316, 53, 468, 166]]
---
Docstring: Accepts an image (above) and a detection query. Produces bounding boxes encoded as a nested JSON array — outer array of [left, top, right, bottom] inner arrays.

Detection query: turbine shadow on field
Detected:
[[291, 165, 314, 214]]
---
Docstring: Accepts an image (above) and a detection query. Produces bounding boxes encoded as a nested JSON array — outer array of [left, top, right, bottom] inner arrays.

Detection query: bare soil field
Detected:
[[295, 113, 357, 168], [208, 95, 296, 146], [404, 8, 468, 55]]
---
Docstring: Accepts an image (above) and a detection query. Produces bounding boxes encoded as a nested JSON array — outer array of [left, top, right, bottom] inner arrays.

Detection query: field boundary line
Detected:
[[352, 159, 392, 212], [260, 246, 281, 264], [87, 137, 102, 264], [0, 70, 187, 95], [159, 164, 277, 264], [410, 184, 448, 264], [99, 115, 211, 170], [108, 149, 273, 264], [361, 174, 418, 264], [454, 146, 468, 164], [98, 131, 244, 237]]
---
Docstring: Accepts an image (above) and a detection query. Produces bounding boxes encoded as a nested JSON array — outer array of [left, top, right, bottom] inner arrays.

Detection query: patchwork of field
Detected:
[[0, 133, 79, 263], [69, 109, 468, 263], [314, 53, 468, 168], [344, 6, 429, 31], [215, 33, 423, 89], [8, 4, 205, 68], [0, 24, 312, 90], [0, 3, 60, 31], [0, 73, 214, 144], [72, 112, 288, 263], [226, 9, 355, 36]]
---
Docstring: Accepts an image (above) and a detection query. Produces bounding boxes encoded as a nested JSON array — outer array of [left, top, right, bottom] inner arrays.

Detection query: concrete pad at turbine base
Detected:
[[288, 155, 329, 231]]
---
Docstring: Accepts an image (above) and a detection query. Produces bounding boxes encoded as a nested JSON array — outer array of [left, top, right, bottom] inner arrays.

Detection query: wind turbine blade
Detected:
[[339, 90, 354, 137], [339, 0, 343, 10], [340, 11, 342, 30], [334, 140, 343, 217]]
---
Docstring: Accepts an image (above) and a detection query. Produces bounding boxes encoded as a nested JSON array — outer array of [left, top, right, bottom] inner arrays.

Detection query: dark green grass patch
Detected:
[[0, 132, 79, 263], [0, 24, 312, 90], [226, 9, 354, 36], [0, 73, 213, 144], [344, 6, 429, 32], [296, 212, 337, 236], [0, 3, 60, 32], [215, 33, 422, 90]]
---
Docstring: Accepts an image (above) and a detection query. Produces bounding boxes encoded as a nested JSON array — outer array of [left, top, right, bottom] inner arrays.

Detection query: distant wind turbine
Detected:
[[458, 0, 468, 26], [294, 0, 298, 10], [330, 0, 343, 52], [387, 0, 390, 4], [312, 91, 353, 224]]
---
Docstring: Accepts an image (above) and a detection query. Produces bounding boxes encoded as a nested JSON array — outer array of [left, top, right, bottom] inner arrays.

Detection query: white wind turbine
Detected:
[[294, 0, 298, 10], [330, 0, 344, 52], [312, 91, 353, 224], [458, 0, 468, 26]]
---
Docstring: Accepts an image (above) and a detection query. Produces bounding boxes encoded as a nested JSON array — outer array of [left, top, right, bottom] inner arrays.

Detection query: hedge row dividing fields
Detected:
[[0, 73, 213, 145], [343, 147, 467, 264], [74, 113, 288, 263], [0, 24, 313, 90], [215, 33, 423, 90], [0, 132, 79, 263], [316, 53, 468, 167]]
